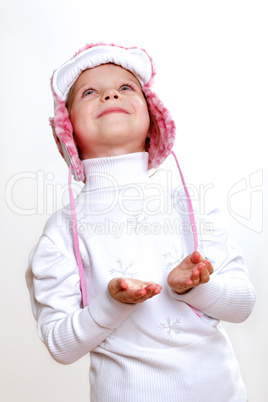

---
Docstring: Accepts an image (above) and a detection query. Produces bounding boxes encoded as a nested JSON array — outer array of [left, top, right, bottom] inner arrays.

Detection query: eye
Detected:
[[83, 88, 95, 97], [120, 83, 134, 92]]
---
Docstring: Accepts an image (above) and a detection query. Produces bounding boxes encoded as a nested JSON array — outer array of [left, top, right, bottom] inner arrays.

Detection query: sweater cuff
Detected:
[[169, 274, 224, 312], [89, 289, 139, 329]]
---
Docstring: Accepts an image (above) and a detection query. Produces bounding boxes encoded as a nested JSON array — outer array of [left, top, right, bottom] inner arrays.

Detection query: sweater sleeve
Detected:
[[26, 235, 138, 365], [170, 207, 256, 323]]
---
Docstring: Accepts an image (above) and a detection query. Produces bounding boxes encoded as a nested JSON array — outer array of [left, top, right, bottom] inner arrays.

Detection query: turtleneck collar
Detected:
[[82, 152, 149, 191]]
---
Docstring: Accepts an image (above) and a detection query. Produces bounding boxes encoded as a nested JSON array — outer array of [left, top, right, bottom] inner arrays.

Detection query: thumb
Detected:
[[108, 278, 128, 296], [191, 251, 204, 264]]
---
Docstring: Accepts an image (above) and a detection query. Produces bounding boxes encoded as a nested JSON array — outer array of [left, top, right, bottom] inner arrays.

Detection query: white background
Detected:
[[1, 1, 267, 401]]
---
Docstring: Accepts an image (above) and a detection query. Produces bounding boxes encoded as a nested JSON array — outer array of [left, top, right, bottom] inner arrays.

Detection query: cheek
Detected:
[[69, 107, 79, 130], [140, 108, 151, 134], [70, 106, 90, 137], [135, 99, 150, 131]]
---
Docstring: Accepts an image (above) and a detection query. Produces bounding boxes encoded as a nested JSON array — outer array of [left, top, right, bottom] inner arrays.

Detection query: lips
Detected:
[[97, 107, 130, 118]]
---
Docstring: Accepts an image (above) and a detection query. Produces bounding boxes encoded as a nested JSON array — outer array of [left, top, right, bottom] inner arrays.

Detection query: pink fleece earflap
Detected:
[[49, 100, 84, 181], [143, 85, 176, 168], [49, 43, 176, 181]]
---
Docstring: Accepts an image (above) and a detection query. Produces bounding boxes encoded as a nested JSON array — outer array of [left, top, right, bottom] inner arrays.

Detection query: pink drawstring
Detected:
[[171, 151, 202, 317], [171, 151, 198, 251], [68, 165, 88, 307]]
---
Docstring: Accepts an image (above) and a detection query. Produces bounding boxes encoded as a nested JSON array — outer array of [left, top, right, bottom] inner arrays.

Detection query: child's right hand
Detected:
[[108, 278, 162, 304]]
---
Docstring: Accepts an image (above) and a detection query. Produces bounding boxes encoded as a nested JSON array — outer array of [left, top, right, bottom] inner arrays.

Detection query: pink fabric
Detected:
[[171, 151, 198, 251], [143, 86, 176, 169], [50, 101, 84, 181]]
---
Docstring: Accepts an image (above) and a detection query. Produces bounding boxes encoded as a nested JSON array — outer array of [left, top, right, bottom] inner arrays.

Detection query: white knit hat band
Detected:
[[52, 45, 153, 101]]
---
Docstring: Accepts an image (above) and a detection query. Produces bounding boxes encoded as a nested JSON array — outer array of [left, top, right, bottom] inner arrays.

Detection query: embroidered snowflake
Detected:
[[127, 213, 149, 234], [170, 187, 189, 214], [163, 246, 184, 269], [109, 258, 138, 278], [158, 316, 181, 338]]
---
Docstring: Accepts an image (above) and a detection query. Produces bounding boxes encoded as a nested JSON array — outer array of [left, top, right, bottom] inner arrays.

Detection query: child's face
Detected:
[[69, 63, 150, 159]]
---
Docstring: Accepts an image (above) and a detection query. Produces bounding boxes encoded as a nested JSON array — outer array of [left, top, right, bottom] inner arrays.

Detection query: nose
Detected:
[[101, 88, 121, 102]]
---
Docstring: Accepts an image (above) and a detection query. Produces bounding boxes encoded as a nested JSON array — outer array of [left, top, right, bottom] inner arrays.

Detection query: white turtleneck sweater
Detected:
[[26, 152, 256, 402]]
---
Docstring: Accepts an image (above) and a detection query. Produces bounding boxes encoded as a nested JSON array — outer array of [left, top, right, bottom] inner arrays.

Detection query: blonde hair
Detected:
[[66, 82, 75, 113]]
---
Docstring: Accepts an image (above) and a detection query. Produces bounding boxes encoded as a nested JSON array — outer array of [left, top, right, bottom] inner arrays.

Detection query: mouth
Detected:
[[97, 107, 130, 118]]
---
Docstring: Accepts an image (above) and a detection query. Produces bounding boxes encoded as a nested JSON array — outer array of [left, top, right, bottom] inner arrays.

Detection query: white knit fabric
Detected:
[[52, 45, 152, 101], [26, 152, 256, 401]]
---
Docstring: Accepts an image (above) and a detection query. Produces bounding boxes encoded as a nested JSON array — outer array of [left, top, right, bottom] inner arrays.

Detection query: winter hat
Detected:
[[50, 43, 176, 181]]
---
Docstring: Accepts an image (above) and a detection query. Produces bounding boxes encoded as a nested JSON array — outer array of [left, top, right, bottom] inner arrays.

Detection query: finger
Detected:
[[187, 268, 201, 287], [191, 267, 201, 281], [198, 264, 211, 283], [109, 278, 128, 296], [135, 287, 147, 297], [126, 289, 154, 303], [144, 282, 162, 294], [149, 284, 162, 295], [203, 260, 214, 275], [153, 284, 162, 294], [174, 252, 203, 273], [134, 283, 162, 300], [191, 251, 204, 264]]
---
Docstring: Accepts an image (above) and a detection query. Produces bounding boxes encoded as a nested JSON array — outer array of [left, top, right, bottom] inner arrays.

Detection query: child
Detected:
[[26, 43, 256, 401]]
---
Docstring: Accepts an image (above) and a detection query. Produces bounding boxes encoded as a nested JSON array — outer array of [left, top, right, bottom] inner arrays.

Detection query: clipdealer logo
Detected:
[[5, 169, 264, 234], [5, 169, 212, 218], [227, 170, 263, 233], [5, 171, 82, 216]]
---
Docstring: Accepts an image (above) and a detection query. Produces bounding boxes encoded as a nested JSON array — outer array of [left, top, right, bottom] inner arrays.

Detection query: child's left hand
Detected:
[[167, 251, 214, 294]]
